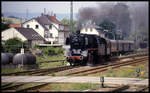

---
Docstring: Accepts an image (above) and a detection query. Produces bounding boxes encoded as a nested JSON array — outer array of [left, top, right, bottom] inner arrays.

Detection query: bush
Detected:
[[3, 38, 30, 53], [42, 46, 64, 56], [4, 37, 23, 52]]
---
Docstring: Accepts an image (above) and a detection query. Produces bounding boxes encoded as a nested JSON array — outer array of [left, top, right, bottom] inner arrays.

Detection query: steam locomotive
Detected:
[[65, 33, 134, 66]]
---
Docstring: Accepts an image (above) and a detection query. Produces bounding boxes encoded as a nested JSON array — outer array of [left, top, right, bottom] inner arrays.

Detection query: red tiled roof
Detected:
[[48, 15, 66, 25], [9, 24, 21, 28]]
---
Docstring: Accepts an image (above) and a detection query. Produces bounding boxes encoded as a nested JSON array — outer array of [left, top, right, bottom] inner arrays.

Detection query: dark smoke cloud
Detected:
[[76, 2, 148, 39], [76, 7, 98, 29], [76, 3, 115, 30], [127, 2, 148, 32]]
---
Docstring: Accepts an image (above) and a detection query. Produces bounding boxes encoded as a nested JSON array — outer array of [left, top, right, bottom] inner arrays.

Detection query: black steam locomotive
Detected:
[[65, 33, 134, 66]]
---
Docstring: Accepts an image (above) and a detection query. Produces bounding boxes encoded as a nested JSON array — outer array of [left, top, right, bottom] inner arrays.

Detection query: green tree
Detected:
[[128, 27, 148, 42], [1, 23, 10, 30], [61, 18, 77, 33], [61, 18, 70, 25], [99, 19, 116, 32], [42, 46, 64, 56], [4, 37, 23, 53], [99, 19, 116, 39]]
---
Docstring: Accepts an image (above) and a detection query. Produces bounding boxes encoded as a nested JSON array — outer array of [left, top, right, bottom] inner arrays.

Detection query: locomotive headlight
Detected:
[[80, 56, 83, 60], [66, 56, 70, 60]]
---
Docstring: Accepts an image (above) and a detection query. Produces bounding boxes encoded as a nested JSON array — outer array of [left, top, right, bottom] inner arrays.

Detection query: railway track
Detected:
[[2, 65, 80, 76], [109, 85, 130, 92], [2, 82, 148, 92], [114, 85, 149, 92], [2, 52, 148, 76], [65, 56, 148, 76], [1, 82, 49, 92], [136, 86, 149, 92]]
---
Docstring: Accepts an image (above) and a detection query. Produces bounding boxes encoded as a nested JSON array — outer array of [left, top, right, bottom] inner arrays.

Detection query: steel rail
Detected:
[[136, 86, 149, 92], [109, 85, 130, 92], [2, 66, 70, 76], [2, 52, 148, 76], [78, 57, 148, 76], [67, 56, 148, 76], [2, 82, 49, 92]]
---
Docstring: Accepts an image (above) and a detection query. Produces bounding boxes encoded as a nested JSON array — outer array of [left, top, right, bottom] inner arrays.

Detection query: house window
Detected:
[[49, 25, 52, 29], [44, 31, 48, 38], [59, 25, 64, 30], [49, 33, 52, 38], [27, 25, 29, 28], [85, 28, 87, 32], [90, 28, 92, 32], [35, 25, 39, 29], [45, 24, 52, 29], [44, 31, 53, 38]]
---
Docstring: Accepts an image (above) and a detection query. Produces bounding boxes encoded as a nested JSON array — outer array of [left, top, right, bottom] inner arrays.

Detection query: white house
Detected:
[[22, 13, 69, 45], [2, 27, 45, 48], [80, 25, 105, 38]]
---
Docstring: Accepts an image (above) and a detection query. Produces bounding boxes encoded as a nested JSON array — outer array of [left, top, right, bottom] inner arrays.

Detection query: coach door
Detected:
[[98, 38, 105, 56], [106, 40, 111, 55]]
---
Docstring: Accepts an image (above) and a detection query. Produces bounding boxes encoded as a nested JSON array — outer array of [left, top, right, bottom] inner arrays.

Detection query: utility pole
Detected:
[[70, 1, 73, 35], [44, 8, 46, 14], [26, 8, 28, 21], [21, 43, 24, 67]]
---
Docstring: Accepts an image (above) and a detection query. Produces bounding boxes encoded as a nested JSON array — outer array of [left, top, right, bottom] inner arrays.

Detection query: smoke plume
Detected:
[[76, 2, 148, 40]]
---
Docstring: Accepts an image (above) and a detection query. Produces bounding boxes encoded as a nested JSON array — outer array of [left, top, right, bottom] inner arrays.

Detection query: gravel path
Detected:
[[2, 76, 148, 86]]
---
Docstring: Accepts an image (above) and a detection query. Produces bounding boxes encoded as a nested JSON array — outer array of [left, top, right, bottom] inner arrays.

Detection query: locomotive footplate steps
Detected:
[[87, 53, 95, 66]]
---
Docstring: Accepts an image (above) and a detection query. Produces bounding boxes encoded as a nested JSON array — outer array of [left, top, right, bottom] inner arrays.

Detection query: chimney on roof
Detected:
[[54, 14, 56, 18], [41, 13, 44, 16]]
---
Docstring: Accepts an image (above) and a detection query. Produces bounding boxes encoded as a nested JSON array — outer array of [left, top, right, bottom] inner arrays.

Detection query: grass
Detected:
[[36, 54, 65, 63], [36, 54, 68, 68], [2, 68, 26, 74], [38, 61, 67, 68], [2, 82, 101, 91], [43, 83, 100, 91], [89, 64, 148, 79]]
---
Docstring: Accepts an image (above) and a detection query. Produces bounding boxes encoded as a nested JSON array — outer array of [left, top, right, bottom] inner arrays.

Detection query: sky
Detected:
[[2, 1, 102, 14], [2, 1, 147, 20]]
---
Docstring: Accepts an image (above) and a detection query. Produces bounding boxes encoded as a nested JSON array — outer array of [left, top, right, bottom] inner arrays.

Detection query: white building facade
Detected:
[[22, 14, 69, 45], [80, 25, 105, 38], [2, 28, 27, 41], [2, 27, 45, 48]]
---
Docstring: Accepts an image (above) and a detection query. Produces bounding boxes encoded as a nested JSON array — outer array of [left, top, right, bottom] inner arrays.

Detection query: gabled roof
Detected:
[[14, 27, 45, 40], [47, 15, 64, 25], [22, 14, 68, 31], [35, 15, 52, 31], [95, 28, 105, 34]]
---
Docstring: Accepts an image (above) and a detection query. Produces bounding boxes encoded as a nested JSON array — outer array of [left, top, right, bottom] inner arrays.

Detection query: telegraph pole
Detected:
[[70, 1, 73, 35], [26, 8, 28, 21], [44, 8, 46, 14]]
